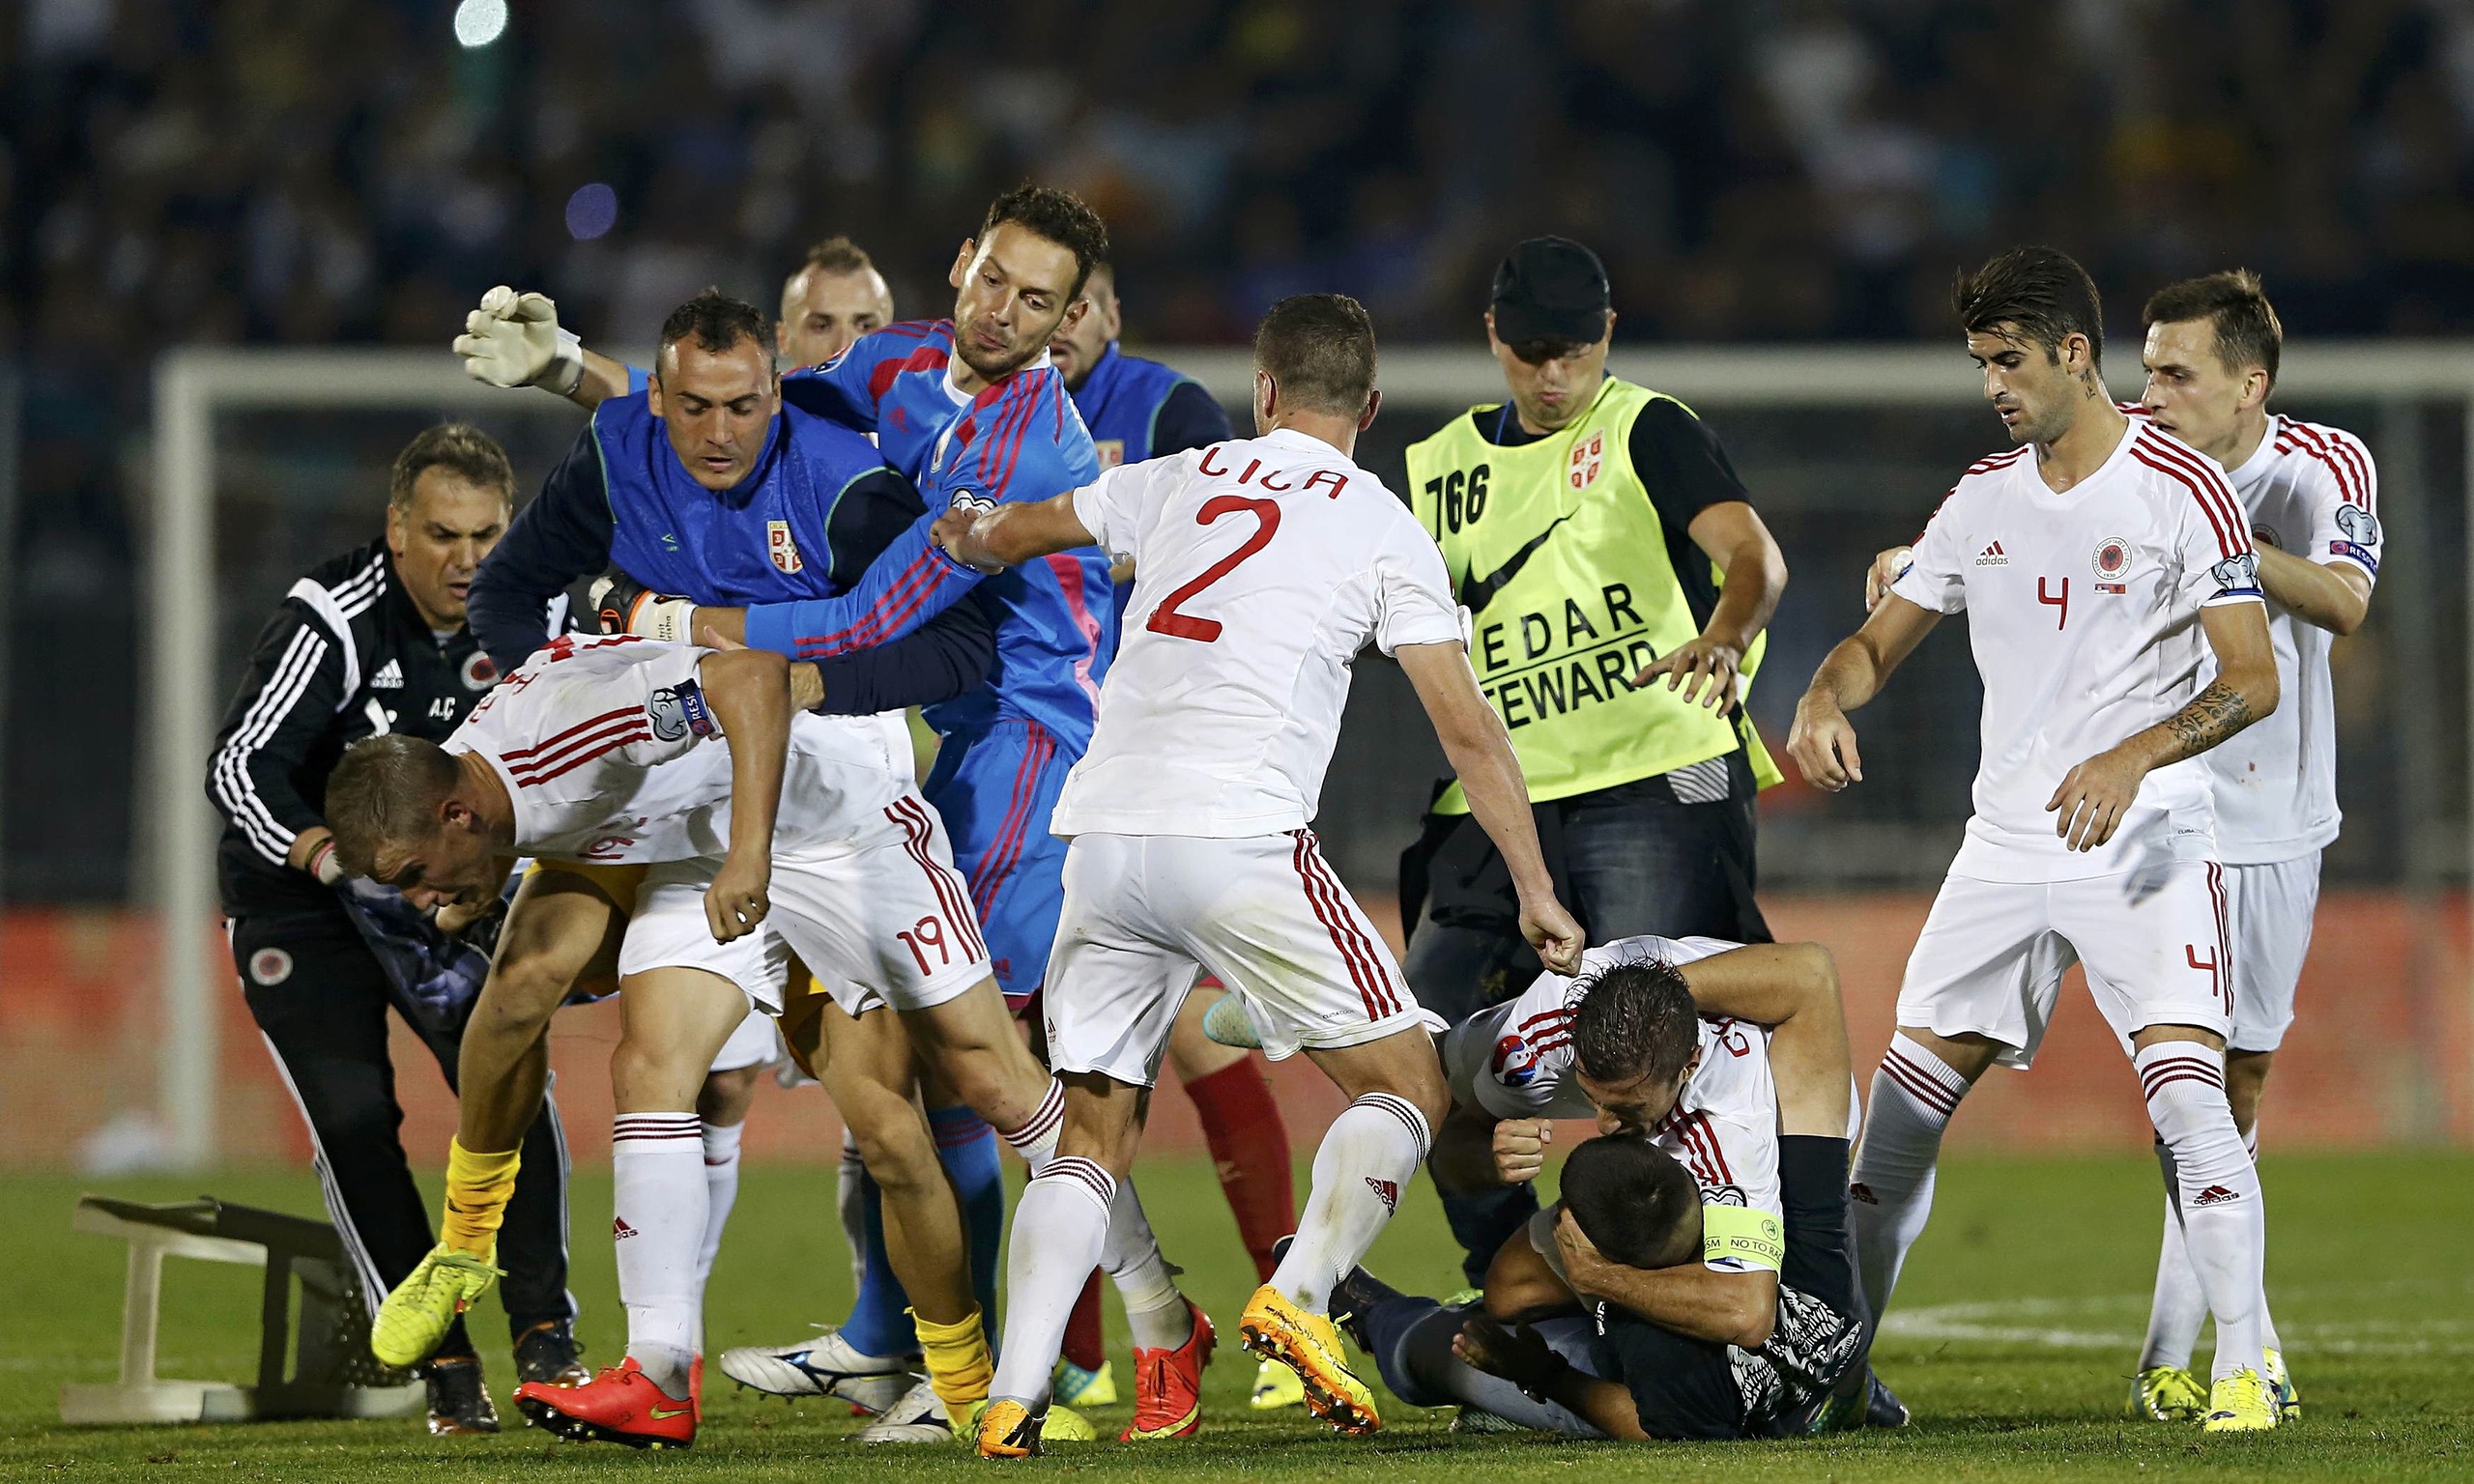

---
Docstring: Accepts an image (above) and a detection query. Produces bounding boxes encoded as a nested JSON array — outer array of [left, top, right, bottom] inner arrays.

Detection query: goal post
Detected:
[[146, 340, 2474, 1167]]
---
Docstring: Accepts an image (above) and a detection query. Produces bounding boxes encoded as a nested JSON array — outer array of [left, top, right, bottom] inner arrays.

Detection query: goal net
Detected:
[[145, 341, 2474, 1164]]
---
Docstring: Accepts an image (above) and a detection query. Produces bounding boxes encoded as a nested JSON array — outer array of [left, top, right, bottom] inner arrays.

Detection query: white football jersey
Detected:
[[1891, 420, 2264, 882], [1449, 934, 1782, 1269], [448, 634, 907, 864], [2204, 414, 2378, 863], [1051, 429, 1463, 838]]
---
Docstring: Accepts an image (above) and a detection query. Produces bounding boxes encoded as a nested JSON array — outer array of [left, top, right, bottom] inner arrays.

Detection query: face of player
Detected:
[[371, 817, 500, 911], [1576, 1052, 1697, 1137], [2140, 319, 2265, 466], [1485, 310, 1613, 434], [1967, 326, 2087, 446], [649, 334, 781, 492], [777, 266, 893, 368], [387, 470, 508, 631], [1050, 267, 1121, 391], [948, 221, 1089, 383]]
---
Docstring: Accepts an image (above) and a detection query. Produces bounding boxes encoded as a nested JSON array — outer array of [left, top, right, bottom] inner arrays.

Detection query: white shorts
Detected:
[[612, 790, 991, 1021], [2225, 852, 2319, 1053], [709, 1009, 785, 1073], [761, 791, 992, 1019], [1897, 859, 2234, 1070], [616, 861, 787, 1013], [1043, 829, 1443, 1087]]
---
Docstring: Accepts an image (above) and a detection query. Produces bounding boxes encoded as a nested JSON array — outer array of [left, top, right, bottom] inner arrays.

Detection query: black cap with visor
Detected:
[[1490, 237, 1612, 346]]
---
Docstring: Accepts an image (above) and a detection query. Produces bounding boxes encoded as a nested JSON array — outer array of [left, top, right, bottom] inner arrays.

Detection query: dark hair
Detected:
[[388, 422, 514, 512], [2142, 269, 2282, 385], [981, 184, 1110, 299], [1569, 959, 1701, 1089], [800, 236, 877, 277], [1560, 1134, 1703, 1270], [658, 288, 772, 367], [1254, 293, 1378, 416], [1953, 245, 2105, 369], [325, 734, 461, 876]]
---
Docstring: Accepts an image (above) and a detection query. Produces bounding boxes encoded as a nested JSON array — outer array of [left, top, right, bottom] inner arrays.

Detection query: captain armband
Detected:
[[1702, 1204, 1784, 1272]]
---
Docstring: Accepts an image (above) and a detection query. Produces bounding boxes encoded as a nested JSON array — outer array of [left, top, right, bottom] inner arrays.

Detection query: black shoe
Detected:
[[424, 1355, 501, 1435], [1865, 1370, 1911, 1428], [1330, 1264, 1403, 1353], [513, 1319, 590, 1387]]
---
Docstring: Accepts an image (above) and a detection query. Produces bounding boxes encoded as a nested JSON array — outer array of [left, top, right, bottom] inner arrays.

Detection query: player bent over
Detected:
[[1789, 247, 2285, 1432], [1365, 939, 1899, 1435], [940, 294, 1586, 1454], [331, 635, 995, 1447]]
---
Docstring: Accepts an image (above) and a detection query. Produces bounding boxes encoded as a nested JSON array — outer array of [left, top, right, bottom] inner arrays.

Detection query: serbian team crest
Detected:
[[1568, 430, 1604, 491], [1094, 439, 1125, 470], [767, 519, 805, 575], [2091, 536, 2133, 579]]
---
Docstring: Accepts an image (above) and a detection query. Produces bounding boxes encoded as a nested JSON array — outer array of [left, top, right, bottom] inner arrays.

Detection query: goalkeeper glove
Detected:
[[454, 286, 586, 394], [588, 572, 698, 644]]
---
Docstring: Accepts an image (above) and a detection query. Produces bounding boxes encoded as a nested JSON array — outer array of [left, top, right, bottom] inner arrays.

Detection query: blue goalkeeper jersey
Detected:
[[750, 319, 1115, 750]]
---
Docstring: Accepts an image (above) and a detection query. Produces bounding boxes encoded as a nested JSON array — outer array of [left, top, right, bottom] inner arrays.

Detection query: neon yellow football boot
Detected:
[[372, 1241, 503, 1369], [2201, 1367, 2279, 1433], [1238, 1285, 1378, 1435], [1251, 1356, 1306, 1410], [2125, 1364, 2208, 1422], [2263, 1347, 2301, 1422]]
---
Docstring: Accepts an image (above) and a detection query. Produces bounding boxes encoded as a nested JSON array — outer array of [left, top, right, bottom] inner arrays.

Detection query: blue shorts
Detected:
[[922, 717, 1076, 1008]]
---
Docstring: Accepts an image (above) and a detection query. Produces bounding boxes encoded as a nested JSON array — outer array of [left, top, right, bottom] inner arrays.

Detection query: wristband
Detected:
[[534, 329, 586, 396], [306, 838, 343, 885]]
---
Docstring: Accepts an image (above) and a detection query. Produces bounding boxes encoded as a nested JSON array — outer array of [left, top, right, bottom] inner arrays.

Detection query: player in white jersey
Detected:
[[1346, 939, 1893, 1438], [326, 634, 1001, 1447], [1788, 248, 2287, 1433], [935, 294, 1585, 1454], [1856, 271, 2379, 1424], [2121, 271, 2375, 1419]]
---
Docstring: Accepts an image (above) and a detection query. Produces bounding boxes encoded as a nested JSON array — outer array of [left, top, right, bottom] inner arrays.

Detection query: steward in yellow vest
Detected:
[[1399, 238, 1790, 1047]]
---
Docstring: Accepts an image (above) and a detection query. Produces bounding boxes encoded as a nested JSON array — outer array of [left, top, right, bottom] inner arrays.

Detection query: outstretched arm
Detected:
[[938, 492, 1096, 572], [2256, 545, 2371, 636], [693, 648, 793, 942], [1395, 641, 1584, 974], [1785, 593, 1941, 791], [694, 510, 990, 660]]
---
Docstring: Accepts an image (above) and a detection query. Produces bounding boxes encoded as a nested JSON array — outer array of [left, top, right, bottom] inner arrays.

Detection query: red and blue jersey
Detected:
[[747, 320, 1116, 750], [1068, 341, 1233, 635]]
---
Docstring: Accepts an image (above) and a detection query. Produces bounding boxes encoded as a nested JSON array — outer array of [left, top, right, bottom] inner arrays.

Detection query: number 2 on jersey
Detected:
[[1146, 495, 1281, 643]]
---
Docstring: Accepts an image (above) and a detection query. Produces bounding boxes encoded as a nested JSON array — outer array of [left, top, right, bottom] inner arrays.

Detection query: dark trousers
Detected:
[[1410, 779, 1770, 1281], [230, 908, 574, 1358]]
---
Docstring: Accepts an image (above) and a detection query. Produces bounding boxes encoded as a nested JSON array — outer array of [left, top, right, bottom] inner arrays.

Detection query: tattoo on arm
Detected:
[[2159, 678, 2255, 761]]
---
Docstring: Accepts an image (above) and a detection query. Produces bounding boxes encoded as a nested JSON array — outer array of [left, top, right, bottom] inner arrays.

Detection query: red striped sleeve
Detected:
[[2133, 429, 2251, 558]]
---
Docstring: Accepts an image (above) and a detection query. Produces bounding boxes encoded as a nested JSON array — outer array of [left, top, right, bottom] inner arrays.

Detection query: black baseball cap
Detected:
[[1490, 237, 1611, 346]]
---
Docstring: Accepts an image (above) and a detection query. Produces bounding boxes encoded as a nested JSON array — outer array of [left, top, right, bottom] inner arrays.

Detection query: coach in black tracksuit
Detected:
[[206, 425, 581, 1434]]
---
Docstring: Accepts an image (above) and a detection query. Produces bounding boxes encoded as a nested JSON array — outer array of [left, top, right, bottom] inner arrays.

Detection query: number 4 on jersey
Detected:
[[1147, 496, 1280, 643]]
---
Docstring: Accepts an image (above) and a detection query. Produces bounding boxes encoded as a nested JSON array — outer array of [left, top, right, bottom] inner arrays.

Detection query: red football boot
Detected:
[[1121, 1298, 1215, 1441], [515, 1356, 701, 1449]]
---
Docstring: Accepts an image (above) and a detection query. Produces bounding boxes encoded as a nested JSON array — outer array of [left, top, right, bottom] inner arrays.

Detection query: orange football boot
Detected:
[[1122, 1298, 1215, 1440], [514, 1355, 701, 1449]]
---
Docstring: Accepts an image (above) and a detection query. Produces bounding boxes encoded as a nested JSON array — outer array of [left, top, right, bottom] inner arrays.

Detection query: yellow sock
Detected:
[[441, 1139, 520, 1257], [912, 1307, 993, 1415]]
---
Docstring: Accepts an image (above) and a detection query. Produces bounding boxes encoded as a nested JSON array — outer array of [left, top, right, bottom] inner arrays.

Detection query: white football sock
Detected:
[[2139, 1139, 2208, 1372], [989, 1156, 1115, 1406], [837, 1127, 867, 1290], [997, 1081, 1066, 1173], [695, 1118, 745, 1298], [1849, 1034, 1968, 1322], [613, 1113, 706, 1395], [2244, 1126, 2283, 1356], [2137, 1042, 2264, 1383], [1270, 1092, 1430, 1315]]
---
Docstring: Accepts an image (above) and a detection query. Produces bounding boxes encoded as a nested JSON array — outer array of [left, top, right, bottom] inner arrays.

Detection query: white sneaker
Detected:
[[854, 1378, 954, 1443], [717, 1326, 916, 1402]]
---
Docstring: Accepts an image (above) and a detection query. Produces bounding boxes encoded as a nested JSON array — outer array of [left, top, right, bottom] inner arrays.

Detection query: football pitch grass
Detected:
[[3, 1151, 2466, 1481]]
